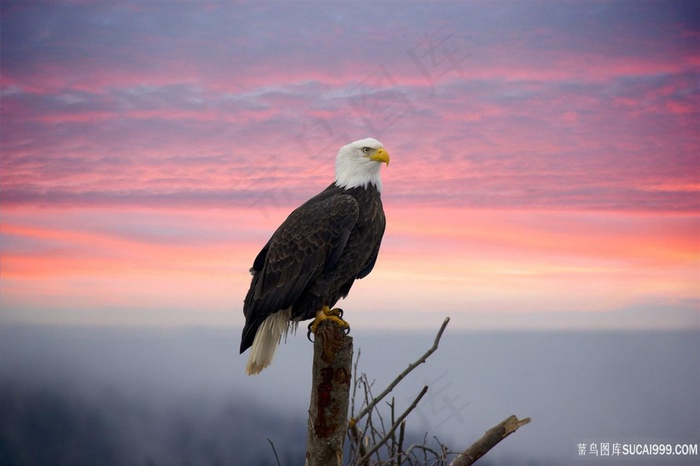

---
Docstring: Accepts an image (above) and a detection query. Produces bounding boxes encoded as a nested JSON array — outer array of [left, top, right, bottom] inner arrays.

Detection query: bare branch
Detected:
[[266, 438, 282, 466], [449, 415, 532, 466], [357, 385, 429, 464], [350, 348, 362, 419], [397, 420, 406, 465], [353, 317, 450, 422], [347, 422, 369, 466], [389, 397, 396, 463], [403, 443, 442, 461]]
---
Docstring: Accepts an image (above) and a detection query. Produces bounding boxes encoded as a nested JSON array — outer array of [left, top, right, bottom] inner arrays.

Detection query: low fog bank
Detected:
[[0, 380, 304, 465], [1, 324, 698, 465], [0, 326, 309, 465]]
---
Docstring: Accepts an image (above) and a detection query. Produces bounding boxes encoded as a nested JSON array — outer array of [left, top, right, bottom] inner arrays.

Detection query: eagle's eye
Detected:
[[362, 147, 372, 154]]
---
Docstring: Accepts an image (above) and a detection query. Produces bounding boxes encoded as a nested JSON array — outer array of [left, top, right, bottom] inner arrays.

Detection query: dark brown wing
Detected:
[[240, 193, 359, 352], [356, 213, 385, 279]]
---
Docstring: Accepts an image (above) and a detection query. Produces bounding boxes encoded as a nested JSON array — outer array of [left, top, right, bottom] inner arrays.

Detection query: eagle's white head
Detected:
[[335, 138, 390, 192]]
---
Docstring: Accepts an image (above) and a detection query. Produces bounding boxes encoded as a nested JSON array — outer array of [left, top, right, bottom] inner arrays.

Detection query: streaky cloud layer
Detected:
[[1, 1, 698, 329]]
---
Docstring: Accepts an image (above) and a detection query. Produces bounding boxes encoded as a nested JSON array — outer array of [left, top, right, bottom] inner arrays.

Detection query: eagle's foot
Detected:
[[306, 306, 350, 341], [324, 306, 343, 319]]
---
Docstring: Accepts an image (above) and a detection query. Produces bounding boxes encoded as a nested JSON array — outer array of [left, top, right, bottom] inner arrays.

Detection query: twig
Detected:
[[397, 420, 406, 465], [389, 397, 396, 464], [403, 443, 442, 461], [357, 385, 429, 464], [449, 415, 532, 466], [348, 422, 368, 466], [267, 438, 281, 466], [347, 373, 371, 465], [350, 348, 361, 419], [362, 376, 382, 462], [354, 317, 450, 422]]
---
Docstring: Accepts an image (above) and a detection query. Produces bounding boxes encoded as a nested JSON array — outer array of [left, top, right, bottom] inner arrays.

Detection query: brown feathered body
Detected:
[[240, 182, 385, 354]]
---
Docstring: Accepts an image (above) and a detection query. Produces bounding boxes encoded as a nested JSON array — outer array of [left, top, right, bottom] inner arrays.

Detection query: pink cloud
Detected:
[[2, 1, 698, 328], [2, 203, 697, 328]]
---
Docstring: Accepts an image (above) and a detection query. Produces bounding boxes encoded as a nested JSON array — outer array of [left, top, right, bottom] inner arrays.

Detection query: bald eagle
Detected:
[[240, 138, 389, 375]]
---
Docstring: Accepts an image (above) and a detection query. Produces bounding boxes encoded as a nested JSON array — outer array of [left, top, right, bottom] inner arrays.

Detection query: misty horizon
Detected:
[[1, 324, 698, 465]]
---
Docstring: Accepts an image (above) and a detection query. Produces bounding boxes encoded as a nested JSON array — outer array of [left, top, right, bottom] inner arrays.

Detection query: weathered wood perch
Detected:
[[305, 319, 353, 466], [449, 415, 532, 466], [303, 315, 530, 466]]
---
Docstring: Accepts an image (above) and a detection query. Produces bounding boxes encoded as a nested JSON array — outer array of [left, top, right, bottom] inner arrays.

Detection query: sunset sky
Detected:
[[1, 0, 698, 331]]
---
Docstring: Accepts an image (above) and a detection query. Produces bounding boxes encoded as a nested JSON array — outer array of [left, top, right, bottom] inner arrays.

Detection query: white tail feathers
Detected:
[[245, 308, 296, 375]]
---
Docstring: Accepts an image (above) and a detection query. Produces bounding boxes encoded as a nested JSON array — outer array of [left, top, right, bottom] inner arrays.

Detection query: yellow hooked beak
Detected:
[[369, 147, 390, 166]]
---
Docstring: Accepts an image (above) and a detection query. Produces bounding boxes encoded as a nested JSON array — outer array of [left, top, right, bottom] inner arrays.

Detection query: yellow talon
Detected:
[[309, 305, 350, 334]]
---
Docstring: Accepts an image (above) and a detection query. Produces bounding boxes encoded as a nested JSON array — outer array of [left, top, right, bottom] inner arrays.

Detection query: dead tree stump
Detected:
[[305, 320, 353, 466]]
